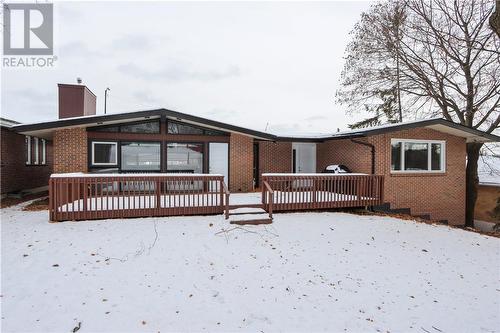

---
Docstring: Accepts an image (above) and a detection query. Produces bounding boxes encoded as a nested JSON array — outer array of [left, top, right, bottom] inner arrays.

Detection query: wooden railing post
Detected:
[[312, 178, 317, 205], [156, 178, 161, 213], [262, 180, 274, 219], [220, 178, 230, 219], [269, 191, 273, 219], [48, 178, 54, 221], [262, 180, 266, 205], [219, 178, 223, 214], [357, 177, 362, 206]]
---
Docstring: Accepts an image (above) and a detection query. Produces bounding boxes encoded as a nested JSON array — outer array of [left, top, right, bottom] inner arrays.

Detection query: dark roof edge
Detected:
[[164, 109, 277, 140], [12, 108, 278, 140], [11, 113, 500, 142], [352, 118, 500, 141], [305, 118, 500, 142]]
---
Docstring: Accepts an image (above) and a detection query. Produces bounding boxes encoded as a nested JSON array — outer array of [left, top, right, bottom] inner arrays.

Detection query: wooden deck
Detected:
[[49, 173, 384, 222]]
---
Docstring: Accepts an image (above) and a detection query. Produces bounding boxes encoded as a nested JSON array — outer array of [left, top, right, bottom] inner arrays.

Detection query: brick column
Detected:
[[229, 133, 254, 192], [258, 141, 292, 186], [53, 128, 88, 173]]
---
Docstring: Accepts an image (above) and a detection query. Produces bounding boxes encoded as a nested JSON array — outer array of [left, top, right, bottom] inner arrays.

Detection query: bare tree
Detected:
[[336, 1, 407, 128], [338, 0, 500, 227], [491, 0, 500, 36]]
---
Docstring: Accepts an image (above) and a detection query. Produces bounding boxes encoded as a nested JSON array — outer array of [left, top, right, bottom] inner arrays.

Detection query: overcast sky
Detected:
[[1, 1, 373, 135]]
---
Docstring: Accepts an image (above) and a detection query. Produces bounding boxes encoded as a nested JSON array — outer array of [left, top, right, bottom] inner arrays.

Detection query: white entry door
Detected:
[[292, 143, 316, 173], [209, 143, 229, 185]]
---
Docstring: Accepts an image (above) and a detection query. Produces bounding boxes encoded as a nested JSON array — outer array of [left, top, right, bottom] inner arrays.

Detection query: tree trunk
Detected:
[[490, 0, 500, 37], [465, 143, 483, 228], [396, 52, 403, 122]]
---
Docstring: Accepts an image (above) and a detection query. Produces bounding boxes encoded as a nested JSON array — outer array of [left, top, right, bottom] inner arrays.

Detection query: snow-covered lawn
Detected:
[[1, 200, 499, 332]]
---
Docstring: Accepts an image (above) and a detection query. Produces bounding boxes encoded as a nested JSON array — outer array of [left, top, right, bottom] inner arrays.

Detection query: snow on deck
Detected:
[[1, 201, 499, 332], [262, 173, 368, 176], [51, 172, 223, 178], [57, 191, 374, 212], [59, 194, 223, 212]]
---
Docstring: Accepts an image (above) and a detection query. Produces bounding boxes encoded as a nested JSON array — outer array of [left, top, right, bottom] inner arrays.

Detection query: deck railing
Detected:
[[49, 173, 228, 222], [262, 180, 274, 219], [261, 174, 384, 212]]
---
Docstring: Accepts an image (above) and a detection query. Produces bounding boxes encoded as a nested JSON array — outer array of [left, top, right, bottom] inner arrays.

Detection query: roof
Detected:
[[11, 109, 500, 143], [0, 117, 21, 128], [277, 118, 500, 143], [12, 108, 276, 140], [478, 155, 500, 186]]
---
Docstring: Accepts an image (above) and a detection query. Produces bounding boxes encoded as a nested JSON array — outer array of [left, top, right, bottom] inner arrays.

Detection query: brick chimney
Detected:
[[58, 84, 97, 119]]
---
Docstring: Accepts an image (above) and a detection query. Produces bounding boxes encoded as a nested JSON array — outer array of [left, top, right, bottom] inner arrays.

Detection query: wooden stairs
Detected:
[[373, 203, 448, 224], [226, 204, 273, 225]]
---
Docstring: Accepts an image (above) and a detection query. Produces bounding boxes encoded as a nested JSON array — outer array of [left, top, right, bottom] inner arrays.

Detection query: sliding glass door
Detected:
[[121, 142, 161, 171], [166, 143, 204, 190], [166, 143, 204, 173]]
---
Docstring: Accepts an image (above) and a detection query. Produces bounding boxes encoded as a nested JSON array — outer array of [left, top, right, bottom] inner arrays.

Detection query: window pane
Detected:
[[204, 128, 227, 136], [391, 142, 402, 171], [167, 121, 203, 135], [167, 143, 203, 173], [121, 142, 161, 171], [25, 136, 31, 164], [91, 126, 119, 132], [93, 143, 117, 164], [431, 143, 442, 171], [404, 142, 428, 171], [121, 121, 160, 133], [34, 138, 39, 164], [42, 139, 46, 165]]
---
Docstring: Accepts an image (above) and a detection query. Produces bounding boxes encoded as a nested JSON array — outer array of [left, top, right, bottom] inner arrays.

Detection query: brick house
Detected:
[[0, 118, 53, 195], [10, 83, 500, 225], [475, 155, 500, 224]]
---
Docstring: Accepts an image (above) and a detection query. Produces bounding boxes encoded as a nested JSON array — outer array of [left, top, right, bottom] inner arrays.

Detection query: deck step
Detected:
[[414, 214, 431, 220], [230, 218, 273, 225], [228, 204, 265, 210], [372, 203, 391, 213], [389, 207, 411, 215], [229, 211, 267, 216]]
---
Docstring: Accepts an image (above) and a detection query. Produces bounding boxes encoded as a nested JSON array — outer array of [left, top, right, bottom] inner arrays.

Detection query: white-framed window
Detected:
[[33, 137, 39, 164], [391, 139, 446, 173], [25, 136, 31, 165], [91, 141, 118, 166], [41, 139, 46, 165]]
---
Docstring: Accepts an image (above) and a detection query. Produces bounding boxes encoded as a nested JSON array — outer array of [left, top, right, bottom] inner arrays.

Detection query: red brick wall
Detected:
[[58, 84, 96, 119], [371, 128, 466, 225], [319, 128, 466, 225], [317, 138, 372, 173], [229, 133, 253, 192], [0, 128, 53, 194], [259, 141, 292, 183], [53, 128, 88, 173], [475, 185, 500, 222]]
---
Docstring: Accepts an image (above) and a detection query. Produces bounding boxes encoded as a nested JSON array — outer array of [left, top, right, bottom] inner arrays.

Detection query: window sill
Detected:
[[390, 172, 446, 177]]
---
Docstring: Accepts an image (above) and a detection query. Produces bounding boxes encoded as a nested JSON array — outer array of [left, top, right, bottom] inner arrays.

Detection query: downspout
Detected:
[[350, 138, 375, 174]]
